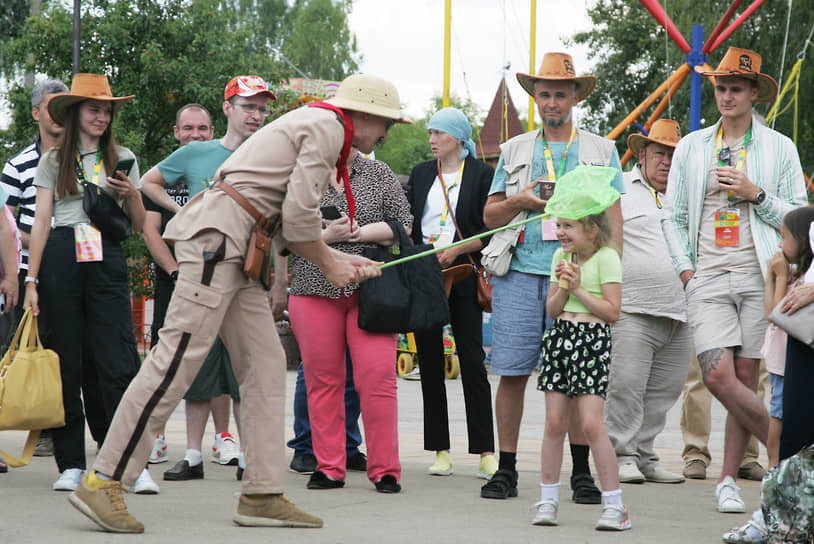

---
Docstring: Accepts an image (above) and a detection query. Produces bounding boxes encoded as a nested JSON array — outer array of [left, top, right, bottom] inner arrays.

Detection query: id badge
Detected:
[[75, 224, 103, 262], [715, 208, 740, 247], [541, 218, 558, 241]]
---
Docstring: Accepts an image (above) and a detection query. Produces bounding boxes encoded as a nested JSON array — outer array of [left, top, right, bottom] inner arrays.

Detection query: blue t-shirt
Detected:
[[489, 138, 625, 275], [157, 139, 234, 197]]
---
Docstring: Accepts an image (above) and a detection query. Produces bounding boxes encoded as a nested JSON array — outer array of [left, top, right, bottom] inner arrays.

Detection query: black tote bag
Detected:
[[358, 221, 449, 333]]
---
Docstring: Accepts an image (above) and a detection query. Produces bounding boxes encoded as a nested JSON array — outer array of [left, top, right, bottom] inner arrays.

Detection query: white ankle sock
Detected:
[[215, 432, 223, 441], [540, 482, 560, 503], [602, 488, 623, 506], [185, 449, 202, 466]]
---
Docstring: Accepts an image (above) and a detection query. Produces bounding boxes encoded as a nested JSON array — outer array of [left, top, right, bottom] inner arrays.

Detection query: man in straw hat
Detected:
[[604, 119, 689, 486], [68, 74, 404, 533], [480, 52, 624, 502], [661, 47, 808, 516]]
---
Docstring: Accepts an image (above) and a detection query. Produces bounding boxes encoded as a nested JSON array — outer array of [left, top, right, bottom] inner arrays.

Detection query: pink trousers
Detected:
[[289, 292, 400, 483]]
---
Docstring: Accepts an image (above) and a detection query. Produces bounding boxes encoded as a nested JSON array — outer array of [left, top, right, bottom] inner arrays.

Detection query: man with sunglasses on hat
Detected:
[[68, 74, 401, 533], [480, 52, 625, 505], [604, 119, 690, 486], [662, 47, 807, 515], [141, 77, 277, 484]]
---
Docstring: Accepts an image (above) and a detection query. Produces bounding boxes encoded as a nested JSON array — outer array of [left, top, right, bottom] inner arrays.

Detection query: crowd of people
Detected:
[[0, 43, 811, 543]]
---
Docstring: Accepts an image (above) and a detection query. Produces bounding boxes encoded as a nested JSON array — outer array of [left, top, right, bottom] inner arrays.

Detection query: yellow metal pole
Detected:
[[443, 0, 451, 108], [528, 0, 536, 130]]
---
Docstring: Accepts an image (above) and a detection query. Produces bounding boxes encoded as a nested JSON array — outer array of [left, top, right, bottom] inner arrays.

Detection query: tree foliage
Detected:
[[0, 0, 360, 170], [570, 0, 814, 172]]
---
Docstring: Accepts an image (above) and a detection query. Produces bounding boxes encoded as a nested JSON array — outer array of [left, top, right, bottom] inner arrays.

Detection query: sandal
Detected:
[[571, 472, 601, 504], [480, 468, 518, 499]]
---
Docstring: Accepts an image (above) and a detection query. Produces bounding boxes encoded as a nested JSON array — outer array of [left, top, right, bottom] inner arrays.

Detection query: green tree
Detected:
[[570, 0, 814, 172]]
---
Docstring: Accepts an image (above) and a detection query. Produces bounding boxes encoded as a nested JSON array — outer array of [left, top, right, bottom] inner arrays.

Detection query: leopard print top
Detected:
[[289, 154, 413, 299]]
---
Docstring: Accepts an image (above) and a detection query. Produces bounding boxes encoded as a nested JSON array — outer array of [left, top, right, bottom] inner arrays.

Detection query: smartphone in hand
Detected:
[[320, 205, 342, 220], [113, 158, 136, 179]]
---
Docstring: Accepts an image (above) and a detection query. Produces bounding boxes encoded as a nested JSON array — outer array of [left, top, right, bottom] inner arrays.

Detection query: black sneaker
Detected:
[[570, 472, 601, 504], [480, 468, 518, 499], [374, 474, 401, 494], [346, 452, 367, 472], [163, 460, 204, 481], [307, 470, 344, 490], [289, 454, 318, 475]]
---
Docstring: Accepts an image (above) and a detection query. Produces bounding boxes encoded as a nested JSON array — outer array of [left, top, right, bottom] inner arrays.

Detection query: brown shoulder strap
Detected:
[[437, 160, 476, 268], [215, 181, 269, 228]]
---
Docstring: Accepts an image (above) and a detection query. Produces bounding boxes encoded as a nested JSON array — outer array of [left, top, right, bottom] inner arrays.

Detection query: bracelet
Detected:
[[24, 276, 38, 285]]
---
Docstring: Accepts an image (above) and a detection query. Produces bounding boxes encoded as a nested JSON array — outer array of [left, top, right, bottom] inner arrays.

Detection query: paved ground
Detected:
[[0, 370, 763, 543]]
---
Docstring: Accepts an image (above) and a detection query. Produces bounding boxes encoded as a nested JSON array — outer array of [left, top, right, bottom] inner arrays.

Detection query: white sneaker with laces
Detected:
[[149, 435, 168, 464], [722, 519, 767, 543], [596, 504, 632, 531], [716, 476, 746, 513], [402, 366, 421, 381], [131, 468, 160, 495], [52, 468, 84, 491], [212, 432, 241, 465], [531, 499, 558, 526]]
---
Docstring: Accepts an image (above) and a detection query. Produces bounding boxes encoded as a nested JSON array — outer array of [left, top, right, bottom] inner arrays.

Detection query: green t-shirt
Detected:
[[157, 139, 233, 197], [551, 246, 622, 314]]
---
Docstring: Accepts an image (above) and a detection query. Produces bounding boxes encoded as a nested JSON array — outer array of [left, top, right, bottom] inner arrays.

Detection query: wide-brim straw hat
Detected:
[[48, 73, 134, 125], [694, 47, 778, 103], [326, 74, 410, 124], [516, 52, 597, 101], [627, 119, 683, 156]]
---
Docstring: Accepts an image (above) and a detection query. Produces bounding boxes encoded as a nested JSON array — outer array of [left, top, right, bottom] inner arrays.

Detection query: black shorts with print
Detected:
[[537, 319, 612, 398]]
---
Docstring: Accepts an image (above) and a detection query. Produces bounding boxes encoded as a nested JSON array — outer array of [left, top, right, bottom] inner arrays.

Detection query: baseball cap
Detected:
[[224, 75, 277, 101]]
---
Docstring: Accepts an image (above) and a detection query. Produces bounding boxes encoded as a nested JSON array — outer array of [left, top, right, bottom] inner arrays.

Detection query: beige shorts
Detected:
[[685, 271, 767, 359]]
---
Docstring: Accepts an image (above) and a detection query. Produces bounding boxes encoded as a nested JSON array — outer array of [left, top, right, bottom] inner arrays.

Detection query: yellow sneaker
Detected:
[[428, 450, 453, 476], [477, 454, 498, 480], [68, 471, 144, 533], [233, 494, 323, 528]]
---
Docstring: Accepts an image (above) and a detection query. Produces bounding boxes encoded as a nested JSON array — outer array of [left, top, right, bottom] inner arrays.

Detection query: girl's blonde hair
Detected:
[[577, 210, 612, 249]]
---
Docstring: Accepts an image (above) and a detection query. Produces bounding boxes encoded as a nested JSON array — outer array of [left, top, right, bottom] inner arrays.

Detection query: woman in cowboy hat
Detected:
[[23, 73, 151, 493]]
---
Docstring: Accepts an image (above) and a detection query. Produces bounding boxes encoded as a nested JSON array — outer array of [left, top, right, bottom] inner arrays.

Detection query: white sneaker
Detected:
[[618, 462, 645, 483], [212, 432, 240, 465], [52, 468, 84, 491], [402, 366, 421, 381], [722, 519, 767, 543], [149, 435, 168, 464], [131, 468, 160, 494], [716, 476, 746, 513], [596, 504, 632, 531], [531, 499, 558, 526]]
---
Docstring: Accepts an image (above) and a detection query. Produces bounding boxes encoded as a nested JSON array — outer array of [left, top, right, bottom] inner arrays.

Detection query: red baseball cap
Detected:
[[224, 75, 277, 101]]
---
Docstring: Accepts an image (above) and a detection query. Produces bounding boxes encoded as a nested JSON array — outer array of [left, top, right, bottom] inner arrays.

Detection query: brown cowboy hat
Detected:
[[48, 73, 135, 125], [516, 52, 597, 101], [694, 47, 778, 103], [627, 119, 683, 156]]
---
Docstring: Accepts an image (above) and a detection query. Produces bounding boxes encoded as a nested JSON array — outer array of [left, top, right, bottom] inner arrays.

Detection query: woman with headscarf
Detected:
[[406, 107, 497, 480]]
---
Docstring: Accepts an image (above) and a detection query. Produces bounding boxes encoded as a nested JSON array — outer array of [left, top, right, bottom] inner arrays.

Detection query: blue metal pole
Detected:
[[687, 24, 706, 132]]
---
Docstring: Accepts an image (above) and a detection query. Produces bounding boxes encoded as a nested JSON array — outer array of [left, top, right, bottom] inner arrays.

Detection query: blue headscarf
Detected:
[[427, 107, 477, 160]]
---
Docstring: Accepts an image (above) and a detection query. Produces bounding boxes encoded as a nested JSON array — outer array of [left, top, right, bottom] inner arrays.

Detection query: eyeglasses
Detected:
[[233, 103, 269, 116], [386, 119, 396, 131], [718, 147, 731, 166]]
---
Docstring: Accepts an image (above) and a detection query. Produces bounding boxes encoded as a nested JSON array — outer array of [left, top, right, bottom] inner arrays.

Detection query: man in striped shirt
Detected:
[[662, 47, 807, 515]]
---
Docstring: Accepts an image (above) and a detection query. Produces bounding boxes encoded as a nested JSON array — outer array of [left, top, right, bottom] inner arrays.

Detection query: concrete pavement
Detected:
[[0, 370, 762, 543]]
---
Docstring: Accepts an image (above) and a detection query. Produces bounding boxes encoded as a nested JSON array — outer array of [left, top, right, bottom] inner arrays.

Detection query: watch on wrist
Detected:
[[24, 275, 38, 285], [753, 189, 766, 205], [170, 270, 179, 282]]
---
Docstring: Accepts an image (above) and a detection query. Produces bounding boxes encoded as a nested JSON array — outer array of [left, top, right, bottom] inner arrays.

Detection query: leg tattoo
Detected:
[[698, 348, 725, 383]]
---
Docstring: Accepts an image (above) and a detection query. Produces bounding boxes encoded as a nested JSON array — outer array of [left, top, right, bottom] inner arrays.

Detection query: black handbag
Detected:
[[76, 158, 131, 243], [358, 221, 449, 333]]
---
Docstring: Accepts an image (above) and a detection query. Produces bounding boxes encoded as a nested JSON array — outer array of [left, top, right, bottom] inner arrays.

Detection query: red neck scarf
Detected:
[[308, 102, 355, 226]]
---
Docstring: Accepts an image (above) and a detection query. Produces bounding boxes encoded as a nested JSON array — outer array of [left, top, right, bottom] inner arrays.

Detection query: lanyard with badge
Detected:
[[429, 162, 464, 247], [74, 151, 104, 262], [714, 125, 751, 247], [537, 126, 576, 242]]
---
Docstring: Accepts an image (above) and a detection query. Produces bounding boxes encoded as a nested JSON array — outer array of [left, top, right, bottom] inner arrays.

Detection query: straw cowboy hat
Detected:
[[516, 52, 597, 101], [48, 73, 134, 125], [327, 74, 409, 123], [695, 47, 778, 103], [627, 119, 683, 156]]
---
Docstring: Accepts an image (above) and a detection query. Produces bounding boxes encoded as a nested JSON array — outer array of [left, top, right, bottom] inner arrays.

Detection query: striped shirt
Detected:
[[0, 137, 40, 269], [661, 115, 808, 279]]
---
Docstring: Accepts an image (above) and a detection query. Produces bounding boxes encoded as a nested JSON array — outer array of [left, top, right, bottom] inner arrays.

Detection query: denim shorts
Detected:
[[769, 372, 784, 419], [489, 271, 552, 376]]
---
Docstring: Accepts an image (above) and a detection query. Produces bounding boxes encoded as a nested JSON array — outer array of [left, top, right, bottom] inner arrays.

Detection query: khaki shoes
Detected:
[[233, 494, 323, 528], [68, 472, 145, 533]]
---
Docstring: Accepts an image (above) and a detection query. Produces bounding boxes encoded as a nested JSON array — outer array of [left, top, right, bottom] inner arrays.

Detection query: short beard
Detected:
[[541, 110, 572, 129]]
